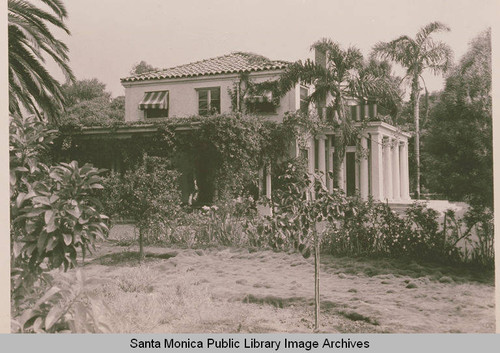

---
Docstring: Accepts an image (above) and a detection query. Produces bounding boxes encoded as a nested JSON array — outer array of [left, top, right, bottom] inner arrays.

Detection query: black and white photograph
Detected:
[[4, 0, 496, 337]]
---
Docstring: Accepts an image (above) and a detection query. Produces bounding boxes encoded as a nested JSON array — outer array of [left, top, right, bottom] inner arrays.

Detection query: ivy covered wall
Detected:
[[53, 114, 298, 205]]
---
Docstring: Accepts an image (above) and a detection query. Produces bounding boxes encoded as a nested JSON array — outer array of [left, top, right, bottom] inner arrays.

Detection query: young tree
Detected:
[[104, 155, 183, 261], [423, 29, 492, 207], [272, 163, 347, 331], [8, 0, 75, 122], [373, 22, 453, 199]]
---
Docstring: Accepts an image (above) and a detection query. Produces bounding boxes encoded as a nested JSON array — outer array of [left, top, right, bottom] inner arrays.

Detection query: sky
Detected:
[[51, 0, 494, 98]]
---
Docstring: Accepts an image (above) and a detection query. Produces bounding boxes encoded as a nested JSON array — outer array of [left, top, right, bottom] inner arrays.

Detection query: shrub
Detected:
[[322, 195, 494, 268], [170, 196, 257, 247], [443, 206, 494, 267], [10, 115, 109, 332], [101, 155, 183, 257], [11, 270, 111, 333]]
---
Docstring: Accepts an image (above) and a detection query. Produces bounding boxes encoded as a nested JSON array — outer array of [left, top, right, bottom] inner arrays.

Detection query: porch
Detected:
[[259, 121, 412, 204]]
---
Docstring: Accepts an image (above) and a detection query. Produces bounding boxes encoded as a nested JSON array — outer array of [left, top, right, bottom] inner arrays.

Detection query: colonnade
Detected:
[[259, 122, 411, 203]]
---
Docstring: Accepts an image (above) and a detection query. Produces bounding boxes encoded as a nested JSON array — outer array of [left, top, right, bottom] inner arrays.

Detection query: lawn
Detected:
[[67, 231, 495, 333]]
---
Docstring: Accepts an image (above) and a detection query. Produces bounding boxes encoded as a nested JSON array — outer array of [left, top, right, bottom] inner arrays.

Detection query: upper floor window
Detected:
[[244, 91, 276, 114], [197, 87, 220, 116], [138, 91, 169, 119]]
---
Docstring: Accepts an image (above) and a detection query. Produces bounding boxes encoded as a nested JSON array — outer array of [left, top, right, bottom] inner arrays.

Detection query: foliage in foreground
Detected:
[[10, 115, 109, 332]]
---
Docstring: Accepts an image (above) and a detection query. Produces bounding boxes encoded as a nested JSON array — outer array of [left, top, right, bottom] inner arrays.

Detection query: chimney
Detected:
[[315, 48, 327, 69], [368, 99, 377, 119]]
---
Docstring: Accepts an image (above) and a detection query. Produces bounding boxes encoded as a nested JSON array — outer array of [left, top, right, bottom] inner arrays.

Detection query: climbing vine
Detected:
[[228, 73, 282, 114], [55, 113, 303, 204]]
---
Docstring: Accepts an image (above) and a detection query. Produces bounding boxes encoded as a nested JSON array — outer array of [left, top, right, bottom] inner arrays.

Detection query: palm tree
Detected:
[[372, 22, 453, 199], [8, 0, 75, 123], [278, 38, 400, 182]]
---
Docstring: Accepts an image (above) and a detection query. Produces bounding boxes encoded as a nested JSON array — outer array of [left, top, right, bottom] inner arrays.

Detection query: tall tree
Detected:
[[373, 22, 452, 199], [130, 61, 158, 75], [423, 29, 492, 207], [8, 0, 75, 122], [61, 78, 110, 106], [59, 79, 124, 126]]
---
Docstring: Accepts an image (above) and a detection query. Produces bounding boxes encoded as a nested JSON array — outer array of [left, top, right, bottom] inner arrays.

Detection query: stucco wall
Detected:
[[122, 71, 298, 122]]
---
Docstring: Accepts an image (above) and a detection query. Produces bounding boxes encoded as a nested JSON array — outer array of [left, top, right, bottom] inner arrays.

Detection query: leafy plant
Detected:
[[10, 114, 109, 332], [102, 155, 182, 260], [12, 270, 111, 333]]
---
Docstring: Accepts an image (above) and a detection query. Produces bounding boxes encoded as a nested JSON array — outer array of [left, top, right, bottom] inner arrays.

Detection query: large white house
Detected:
[[118, 51, 411, 203]]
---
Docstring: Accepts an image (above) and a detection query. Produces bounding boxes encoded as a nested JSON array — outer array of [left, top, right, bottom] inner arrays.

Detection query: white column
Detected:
[[258, 167, 264, 198], [383, 136, 393, 201], [359, 136, 369, 200], [400, 141, 411, 200], [328, 146, 334, 192], [308, 136, 315, 200], [370, 133, 384, 201], [265, 165, 272, 199], [392, 138, 401, 201], [338, 153, 345, 193], [317, 135, 326, 186], [308, 136, 315, 174], [355, 149, 360, 192]]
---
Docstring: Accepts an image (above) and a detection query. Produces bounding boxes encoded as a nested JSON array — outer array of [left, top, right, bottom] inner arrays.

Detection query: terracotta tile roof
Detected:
[[121, 52, 290, 82]]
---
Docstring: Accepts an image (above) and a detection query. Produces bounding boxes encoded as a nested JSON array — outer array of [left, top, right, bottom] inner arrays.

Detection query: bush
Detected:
[[101, 155, 183, 256], [11, 270, 111, 333], [10, 115, 110, 332], [322, 195, 494, 268], [442, 206, 494, 267]]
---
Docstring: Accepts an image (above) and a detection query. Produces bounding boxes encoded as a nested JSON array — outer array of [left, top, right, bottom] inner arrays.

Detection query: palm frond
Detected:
[[8, 0, 74, 123], [372, 36, 417, 71], [40, 0, 67, 18], [421, 42, 453, 74], [415, 21, 450, 46]]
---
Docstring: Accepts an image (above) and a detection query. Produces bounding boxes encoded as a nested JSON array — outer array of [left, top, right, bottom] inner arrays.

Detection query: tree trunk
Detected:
[[139, 227, 144, 263], [413, 77, 421, 200], [314, 227, 320, 331]]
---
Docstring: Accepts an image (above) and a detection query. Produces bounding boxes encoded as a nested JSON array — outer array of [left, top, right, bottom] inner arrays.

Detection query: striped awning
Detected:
[[139, 91, 168, 110], [244, 91, 272, 103]]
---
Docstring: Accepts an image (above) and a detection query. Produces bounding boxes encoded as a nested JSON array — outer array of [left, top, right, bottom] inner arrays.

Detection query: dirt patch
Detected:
[[71, 242, 495, 333]]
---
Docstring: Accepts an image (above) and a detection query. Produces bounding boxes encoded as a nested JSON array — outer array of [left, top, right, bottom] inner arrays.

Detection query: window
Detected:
[[138, 91, 169, 119], [197, 87, 220, 116], [244, 91, 276, 114], [300, 86, 309, 113], [145, 108, 168, 119]]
